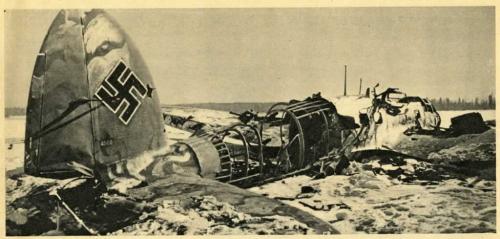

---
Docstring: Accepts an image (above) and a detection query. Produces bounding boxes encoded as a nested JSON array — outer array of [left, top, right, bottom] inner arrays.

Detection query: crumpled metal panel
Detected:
[[24, 9, 166, 182], [179, 137, 221, 179]]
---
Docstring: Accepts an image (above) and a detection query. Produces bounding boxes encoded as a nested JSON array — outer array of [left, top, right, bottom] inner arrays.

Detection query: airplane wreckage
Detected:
[[161, 86, 447, 187], [9, 9, 494, 235]]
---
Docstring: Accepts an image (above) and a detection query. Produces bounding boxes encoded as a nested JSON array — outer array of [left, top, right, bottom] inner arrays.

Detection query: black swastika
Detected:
[[95, 60, 147, 125]]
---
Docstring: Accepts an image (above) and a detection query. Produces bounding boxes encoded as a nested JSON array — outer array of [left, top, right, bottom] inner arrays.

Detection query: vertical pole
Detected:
[[344, 65, 347, 96], [359, 78, 362, 95]]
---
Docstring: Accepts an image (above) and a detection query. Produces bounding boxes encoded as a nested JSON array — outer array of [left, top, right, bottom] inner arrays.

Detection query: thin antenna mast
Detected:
[[359, 78, 362, 95], [344, 65, 347, 96]]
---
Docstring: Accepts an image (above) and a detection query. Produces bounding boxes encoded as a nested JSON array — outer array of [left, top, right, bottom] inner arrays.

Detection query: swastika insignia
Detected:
[[95, 60, 147, 125]]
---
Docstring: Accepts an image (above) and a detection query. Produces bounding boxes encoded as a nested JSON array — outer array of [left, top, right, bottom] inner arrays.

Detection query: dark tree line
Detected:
[[5, 95, 496, 117], [430, 94, 495, 111], [5, 107, 26, 117]]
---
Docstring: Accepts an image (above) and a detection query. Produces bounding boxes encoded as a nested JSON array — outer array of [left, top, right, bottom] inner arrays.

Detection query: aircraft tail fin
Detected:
[[24, 10, 166, 188]]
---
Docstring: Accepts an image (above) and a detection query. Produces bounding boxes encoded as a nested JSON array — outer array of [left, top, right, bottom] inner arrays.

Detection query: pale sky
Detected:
[[4, 7, 495, 107]]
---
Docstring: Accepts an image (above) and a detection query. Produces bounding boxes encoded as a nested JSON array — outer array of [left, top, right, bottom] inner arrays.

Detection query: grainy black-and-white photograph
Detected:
[[4, 5, 497, 236]]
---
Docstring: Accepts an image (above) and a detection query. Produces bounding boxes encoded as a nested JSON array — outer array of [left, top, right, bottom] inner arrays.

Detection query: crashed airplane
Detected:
[[15, 9, 493, 235], [161, 79, 492, 186], [161, 85, 446, 184], [22, 9, 336, 234]]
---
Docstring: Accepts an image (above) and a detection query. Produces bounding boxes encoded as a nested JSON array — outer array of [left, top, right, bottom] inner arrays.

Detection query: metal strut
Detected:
[[214, 123, 264, 184], [264, 108, 306, 169]]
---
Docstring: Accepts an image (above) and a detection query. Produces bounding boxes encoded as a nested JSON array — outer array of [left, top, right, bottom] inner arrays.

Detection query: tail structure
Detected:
[[24, 10, 166, 189]]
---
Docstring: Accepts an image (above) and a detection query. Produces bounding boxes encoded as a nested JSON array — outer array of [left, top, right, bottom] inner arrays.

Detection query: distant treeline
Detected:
[[164, 102, 277, 113], [429, 94, 495, 111], [166, 96, 497, 113], [5, 96, 496, 117], [5, 107, 26, 117], [5, 103, 277, 117]]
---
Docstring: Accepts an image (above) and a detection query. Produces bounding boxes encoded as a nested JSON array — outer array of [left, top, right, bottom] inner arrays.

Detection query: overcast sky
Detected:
[[4, 7, 495, 107]]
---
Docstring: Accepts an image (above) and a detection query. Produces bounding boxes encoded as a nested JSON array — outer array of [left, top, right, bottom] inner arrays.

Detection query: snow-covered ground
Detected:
[[4, 116, 26, 171], [4, 116, 25, 139], [5, 109, 496, 141], [4, 109, 496, 172], [250, 170, 496, 234], [163, 106, 240, 127], [4, 108, 497, 235]]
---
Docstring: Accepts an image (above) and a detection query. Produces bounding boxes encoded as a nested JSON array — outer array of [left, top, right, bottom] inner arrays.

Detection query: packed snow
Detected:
[[4, 108, 496, 235]]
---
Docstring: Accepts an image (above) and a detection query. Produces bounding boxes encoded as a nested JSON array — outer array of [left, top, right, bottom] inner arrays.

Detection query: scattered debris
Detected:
[[110, 195, 313, 235], [300, 185, 320, 194], [6, 6, 497, 236], [484, 120, 496, 127], [449, 112, 490, 136], [299, 200, 351, 212]]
